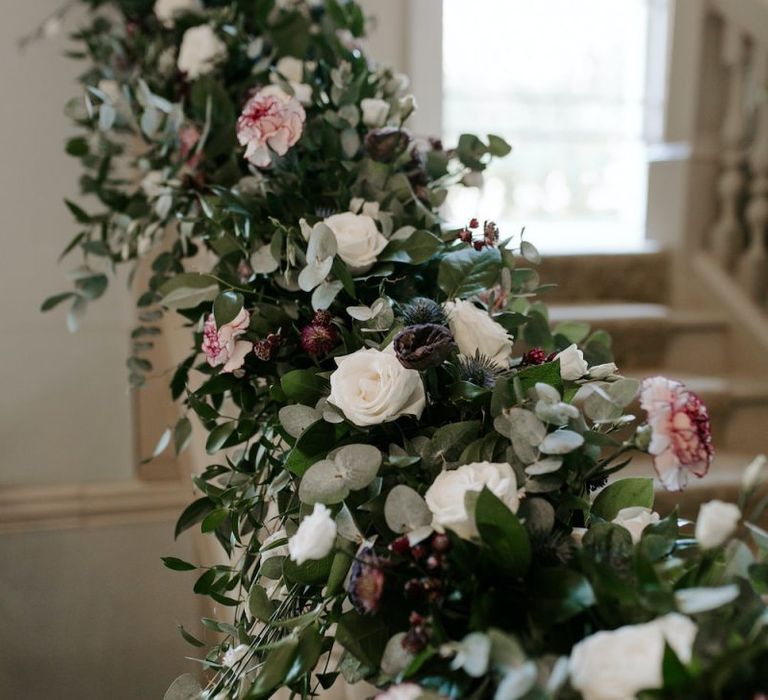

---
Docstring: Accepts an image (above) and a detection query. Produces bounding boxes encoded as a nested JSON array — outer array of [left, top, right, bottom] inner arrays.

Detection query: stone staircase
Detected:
[[541, 250, 768, 517]]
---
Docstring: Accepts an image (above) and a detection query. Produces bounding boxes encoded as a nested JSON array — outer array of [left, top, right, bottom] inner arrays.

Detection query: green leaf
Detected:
[[528, 568, 596, 629], [487, 134, 512, 157], [248, 584, 276, 621], [438, 247, 501, 299], [159, 273, 220, 310], [246, 636, 299, 699], [283, 551, 334, 585], [286, 625, 324, 684], [201, 508, 228, 533], [281, 369, 329, 405], [422, 421, 482, 468], [380, 230, 442, 265], [177, 624, 205, 648], [475, 488, 531, 578], [515, 360, 563, 396], [174, 417, 192, 455], [175, 497, 215, 539], [205, 421, 236, 454], [151, 428, 172, 458], [163, 674, 202, 700], [285, 420, 347, 476], [591, 478, 654, 521], [161, 556, 197, 572], [64, 199, 93, 224], [213, 291, 244, 326], [336, 610, 388, 668], [41, 292, 75, 312], [662, 642, 693, 688], [553, 321, 591, 344]]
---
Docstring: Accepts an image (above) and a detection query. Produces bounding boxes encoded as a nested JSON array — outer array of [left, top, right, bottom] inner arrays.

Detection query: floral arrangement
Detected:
[[44, 1, 768, 698]]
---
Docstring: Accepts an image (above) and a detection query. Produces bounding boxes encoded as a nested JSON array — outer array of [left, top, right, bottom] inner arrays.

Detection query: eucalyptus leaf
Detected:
[[384, 485, 432, 534]]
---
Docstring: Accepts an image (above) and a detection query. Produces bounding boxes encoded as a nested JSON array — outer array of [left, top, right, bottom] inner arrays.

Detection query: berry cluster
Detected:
[[300, 310, 339, 356], [253, 332, 281, 361], [458, 218, 500, 250]]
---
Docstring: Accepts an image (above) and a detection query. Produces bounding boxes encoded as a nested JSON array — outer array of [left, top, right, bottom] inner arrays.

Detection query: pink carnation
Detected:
[[375, 684, 423, 700], [236, 86, 305, 167], [179, 125, 202, 169], [640, 376, 714, 491], [202, 307, 252, 373]]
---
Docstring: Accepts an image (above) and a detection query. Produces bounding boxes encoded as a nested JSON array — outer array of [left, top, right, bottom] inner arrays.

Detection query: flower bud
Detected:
[[393, 324, 456, 371], [365, 127, 412, 163]]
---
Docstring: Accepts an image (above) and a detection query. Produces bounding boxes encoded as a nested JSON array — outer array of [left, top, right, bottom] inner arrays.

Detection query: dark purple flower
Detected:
[[393, 323, 456, 371], [365, 127, 411, 163], [347, 546, 386, 615]]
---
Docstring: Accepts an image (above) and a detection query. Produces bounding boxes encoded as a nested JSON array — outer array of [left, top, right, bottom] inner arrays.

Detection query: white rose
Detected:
[[329, 348, 425, 426], [177, 25, 227, 80], [154, 0, 202, 26], [569, 613, 697, 700], [556, 343, 588, 381], [611, 506, 659, 544], [695, 500, 741, 549], [323, 212, 388, 274], [444, 299, 513, 367], [361, 97, 390, 127], [589, 362, 619, 380], [288, 503, 337, 566], [425, 462, 520, 540]]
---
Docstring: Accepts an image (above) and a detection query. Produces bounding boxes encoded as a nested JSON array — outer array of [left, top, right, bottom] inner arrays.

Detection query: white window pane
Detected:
[[443, 0, 663, 252]]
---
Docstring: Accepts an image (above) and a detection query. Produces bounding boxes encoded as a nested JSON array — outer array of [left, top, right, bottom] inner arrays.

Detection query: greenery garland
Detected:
[[44, 1, 768, 698]]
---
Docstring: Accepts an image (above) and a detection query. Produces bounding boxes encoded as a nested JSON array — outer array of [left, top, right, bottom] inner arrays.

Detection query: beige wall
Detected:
[[0, 0, 134, 486]]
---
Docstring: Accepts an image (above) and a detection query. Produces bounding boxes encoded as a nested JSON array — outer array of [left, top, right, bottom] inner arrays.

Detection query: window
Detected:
[[441, 0, 670, 252]]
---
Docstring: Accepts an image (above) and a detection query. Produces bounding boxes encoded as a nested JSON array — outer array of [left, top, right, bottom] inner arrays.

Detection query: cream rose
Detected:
[[328, 348, 425, 426], [361, 97, 390, 127], [154, 0, 202, 26], [444, 299, 513, 367], [555, 343, 588, 381], [288, 503, 337, 566], [177, 25, 227, 80], [569, 613, 697, 700], [425, 462, 520, 540], [695, 500, 741, 549], [274, 56, 312, 104], [611, 506, 659, 544], [323, 212, 388, 274]]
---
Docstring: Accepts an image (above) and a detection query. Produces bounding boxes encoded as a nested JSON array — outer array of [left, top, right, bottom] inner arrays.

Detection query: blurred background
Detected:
[[3, 0, 768, 697]]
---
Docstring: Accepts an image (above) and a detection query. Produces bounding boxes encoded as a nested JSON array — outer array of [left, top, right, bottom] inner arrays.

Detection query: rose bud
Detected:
[[365, 127, 411, 163], [347, 547, 386, 615], [393, 323, 456, 371]]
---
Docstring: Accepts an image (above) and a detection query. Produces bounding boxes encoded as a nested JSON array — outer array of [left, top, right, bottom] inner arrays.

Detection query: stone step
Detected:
[[625, 370, 768, 455], [548, 303, 729, 374], [538, 250, 670, 304]]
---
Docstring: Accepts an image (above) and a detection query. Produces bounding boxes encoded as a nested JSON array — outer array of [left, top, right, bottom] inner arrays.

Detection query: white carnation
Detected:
[[154, 0, 202, 26], [425, 462, 520, 540], [611, 506, 659, 544], [445, 299, 513, 367], [288, 503, 337, 566], [555, 343, 588, 381], [328, 348, 425, 426], [177, 25, 227, 80], [361, 97, 390, 127], [695, 500, 741, 549], [569, 613, 697, 700], [323, 212, 388, 274]]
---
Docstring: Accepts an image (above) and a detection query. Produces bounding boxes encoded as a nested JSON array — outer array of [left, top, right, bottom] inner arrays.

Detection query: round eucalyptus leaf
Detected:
[[298, 257, 333, 292], [251, 245, 279, 274], [518, 497, 556, 537], [334, 444, 382, 490], [384, 484, 432, 534], [279, 405, 322, 439], [299, 459, 348, 504], [524, 457, 563, 476], [307, 223, 337, 262], [163, 674, 202, 700], [311, 279, 344, 310], [540, 429, 584, 455]]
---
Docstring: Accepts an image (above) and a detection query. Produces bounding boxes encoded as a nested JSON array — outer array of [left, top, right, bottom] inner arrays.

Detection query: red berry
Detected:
[[410, 545, 427, 561], [431, 533, 451, 553], [522, 347, 547, 366], [425, 554, 442, 571], [409, 611, 423, 626], [459, 229, 472, 244], [390, 536, 410, 555], [403, 579, 422, 599], [469, 218, 479, 229], [473, 240, 485, 251]]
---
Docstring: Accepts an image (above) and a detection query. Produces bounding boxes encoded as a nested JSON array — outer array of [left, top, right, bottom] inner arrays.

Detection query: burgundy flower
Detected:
[[300, 313, 339, 356], [364, 127, 411, 163], [640, 376, 714, 491], [393, 323, 456, 370], [347, 547, 385, 615], [522, 347, 548, 366], [253, 333, 281, 361]]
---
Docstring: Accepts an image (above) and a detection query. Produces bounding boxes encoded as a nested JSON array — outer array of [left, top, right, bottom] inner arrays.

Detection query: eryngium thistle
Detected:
[[394, 324, 456, 370], [347, 547, 385, 615], [401, 297, 448, 327], [364, 127, 412, 163], [458, 352, 501, 388]]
